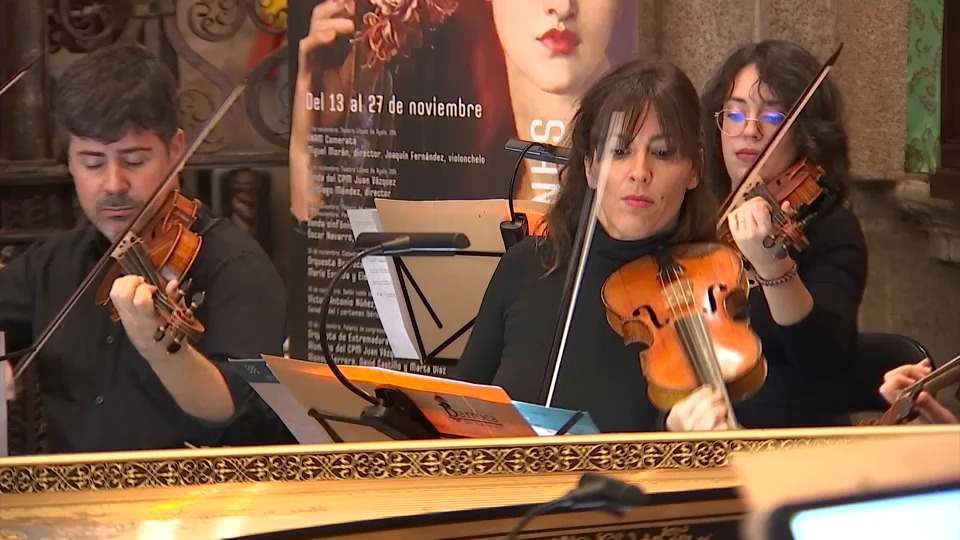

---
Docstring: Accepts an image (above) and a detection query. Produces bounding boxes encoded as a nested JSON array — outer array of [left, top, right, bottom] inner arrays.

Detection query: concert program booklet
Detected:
[[228, 356, 597, 443]]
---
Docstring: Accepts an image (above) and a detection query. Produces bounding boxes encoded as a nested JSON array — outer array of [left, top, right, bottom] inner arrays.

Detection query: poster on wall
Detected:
[[286, 0, 640, 375]]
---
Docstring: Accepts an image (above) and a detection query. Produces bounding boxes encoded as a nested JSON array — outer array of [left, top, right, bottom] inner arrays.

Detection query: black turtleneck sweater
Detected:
[[452, 204, 867, 432]]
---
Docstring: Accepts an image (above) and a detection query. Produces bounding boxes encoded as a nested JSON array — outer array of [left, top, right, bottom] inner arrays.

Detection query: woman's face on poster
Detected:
[[490, 0, 622, 95]]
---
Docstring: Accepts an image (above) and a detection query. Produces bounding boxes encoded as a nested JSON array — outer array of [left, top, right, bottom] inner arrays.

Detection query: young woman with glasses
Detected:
[[676, 39, 868, 430]]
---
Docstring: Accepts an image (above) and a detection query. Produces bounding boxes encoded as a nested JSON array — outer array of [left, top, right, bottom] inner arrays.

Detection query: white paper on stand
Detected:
[[227, 359, 332, 444], [345, 208, 420, 360]]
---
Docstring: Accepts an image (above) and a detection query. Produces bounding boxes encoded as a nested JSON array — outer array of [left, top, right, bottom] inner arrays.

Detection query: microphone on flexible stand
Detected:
[[507, 472, 649, 539], [352, 233, 471, 255], [501, 138, 570, 250], [313, 232, 470, 440]]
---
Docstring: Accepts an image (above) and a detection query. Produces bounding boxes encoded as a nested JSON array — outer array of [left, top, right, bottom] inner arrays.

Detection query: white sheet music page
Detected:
[[346, 208, 420, 359], [1, 332, 7, 457]]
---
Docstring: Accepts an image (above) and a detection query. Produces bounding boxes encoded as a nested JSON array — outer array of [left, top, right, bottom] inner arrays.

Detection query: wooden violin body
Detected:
[[601, 242, 767, 412], [94, 190, 208, 353], [718, 158, 829, 259]]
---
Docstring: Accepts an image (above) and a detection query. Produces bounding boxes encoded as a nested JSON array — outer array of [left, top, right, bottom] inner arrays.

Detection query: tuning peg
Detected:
[[774, 245, 789, 259], [180, 277, 193, 292], [762, 235, 776, 249], [154, 323, 168, 342], [190, 291, 206, 311], [167, 335, 183, 354]]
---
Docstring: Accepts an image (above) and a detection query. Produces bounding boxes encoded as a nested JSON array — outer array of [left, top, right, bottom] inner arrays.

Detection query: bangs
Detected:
[[587, 82, 701, 163]]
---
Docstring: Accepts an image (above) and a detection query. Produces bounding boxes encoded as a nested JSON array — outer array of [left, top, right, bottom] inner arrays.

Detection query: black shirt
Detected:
[[452, 204, 867, 431], [0, 209, 296, 453]]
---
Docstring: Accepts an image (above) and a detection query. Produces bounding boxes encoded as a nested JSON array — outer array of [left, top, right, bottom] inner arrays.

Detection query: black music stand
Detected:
[[391, 252, 501, 362], [368, 199, 514, 363]]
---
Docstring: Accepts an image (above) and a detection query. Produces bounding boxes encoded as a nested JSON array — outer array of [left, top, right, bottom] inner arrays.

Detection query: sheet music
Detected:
[[263, 354, 539, 442], [1, 332, 7, 457], [345, 208, 420, 359], [227, 359, 332, 444]]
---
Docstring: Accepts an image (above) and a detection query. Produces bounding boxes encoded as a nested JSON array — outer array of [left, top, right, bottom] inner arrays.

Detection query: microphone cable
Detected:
[[506, 472, 649, 539], [501, 142, 536, 250]]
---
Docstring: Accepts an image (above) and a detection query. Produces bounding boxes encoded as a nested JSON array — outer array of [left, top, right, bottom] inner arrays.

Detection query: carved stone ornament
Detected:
[[893, 177, 960, 263]]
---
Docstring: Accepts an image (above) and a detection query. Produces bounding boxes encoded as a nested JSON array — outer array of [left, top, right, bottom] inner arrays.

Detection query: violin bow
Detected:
[[881, 353, 960, 425], [0, 53, 41, 98], [715, 43, 844, 227], [540, 111, 624, 407], [12, 79, 249, 381]]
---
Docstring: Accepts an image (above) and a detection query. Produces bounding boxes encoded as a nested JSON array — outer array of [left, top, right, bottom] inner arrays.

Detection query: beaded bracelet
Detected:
[[755, 260, 798, 287]]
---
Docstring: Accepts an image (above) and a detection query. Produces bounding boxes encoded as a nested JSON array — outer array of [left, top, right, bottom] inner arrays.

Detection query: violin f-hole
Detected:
[[705, 284, 727, 313], [632, 305, 666, 327]]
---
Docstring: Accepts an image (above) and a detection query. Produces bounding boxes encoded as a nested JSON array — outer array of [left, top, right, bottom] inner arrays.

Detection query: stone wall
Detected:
[[655, 0, 909, 180]]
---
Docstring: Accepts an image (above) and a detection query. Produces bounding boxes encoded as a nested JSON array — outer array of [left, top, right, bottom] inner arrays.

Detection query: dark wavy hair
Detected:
[[539, 58, 717, 274], [701, 40, 850, 202]]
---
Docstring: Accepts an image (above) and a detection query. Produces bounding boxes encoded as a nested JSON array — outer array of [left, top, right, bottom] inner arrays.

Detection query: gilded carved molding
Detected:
[[0, 428, 919, 495]]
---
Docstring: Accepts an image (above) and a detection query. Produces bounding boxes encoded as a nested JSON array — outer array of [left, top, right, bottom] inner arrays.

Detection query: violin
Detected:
[[93, 190, 208, 353], [716, 44, 844, 261], [601, 242, 766, 420], [867, 353, 960, 426], [11, 80, 249, 381], [717, 158, 828, 259]]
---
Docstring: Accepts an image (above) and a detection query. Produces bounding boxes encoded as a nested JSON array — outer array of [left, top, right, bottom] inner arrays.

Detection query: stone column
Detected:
[[1, 0, 50, 161]]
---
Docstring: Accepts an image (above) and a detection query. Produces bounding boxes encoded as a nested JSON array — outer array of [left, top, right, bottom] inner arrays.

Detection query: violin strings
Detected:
[[665, 261, 738, 429], [129, 242, 165, 288], [116, 242, 192, 322]]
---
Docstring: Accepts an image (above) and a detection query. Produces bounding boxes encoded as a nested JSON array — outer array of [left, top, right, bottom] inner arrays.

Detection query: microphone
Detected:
[[353, 232, 470, 255], [504, 138, 570, 165], [500, 138, 570, 250], [507, 472, 649, 539], [316, 232, 472, 439]]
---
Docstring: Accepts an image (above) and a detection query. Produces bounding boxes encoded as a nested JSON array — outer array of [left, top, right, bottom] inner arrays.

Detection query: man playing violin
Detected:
[[1, 44, 294, 453], [879, 360, 958, 425], [685, 40, 868, 429]]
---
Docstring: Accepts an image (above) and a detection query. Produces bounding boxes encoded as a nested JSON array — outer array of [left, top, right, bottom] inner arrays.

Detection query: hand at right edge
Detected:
[[879, 359, 958, 425]]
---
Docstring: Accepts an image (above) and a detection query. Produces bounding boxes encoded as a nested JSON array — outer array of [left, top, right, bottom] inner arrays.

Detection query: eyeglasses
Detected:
[[714, 109, 786, 137]]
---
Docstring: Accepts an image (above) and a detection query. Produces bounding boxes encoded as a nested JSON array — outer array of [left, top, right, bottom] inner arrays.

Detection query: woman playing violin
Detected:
[[693, 39, 868, 428], [452, 58, 725, 432]]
